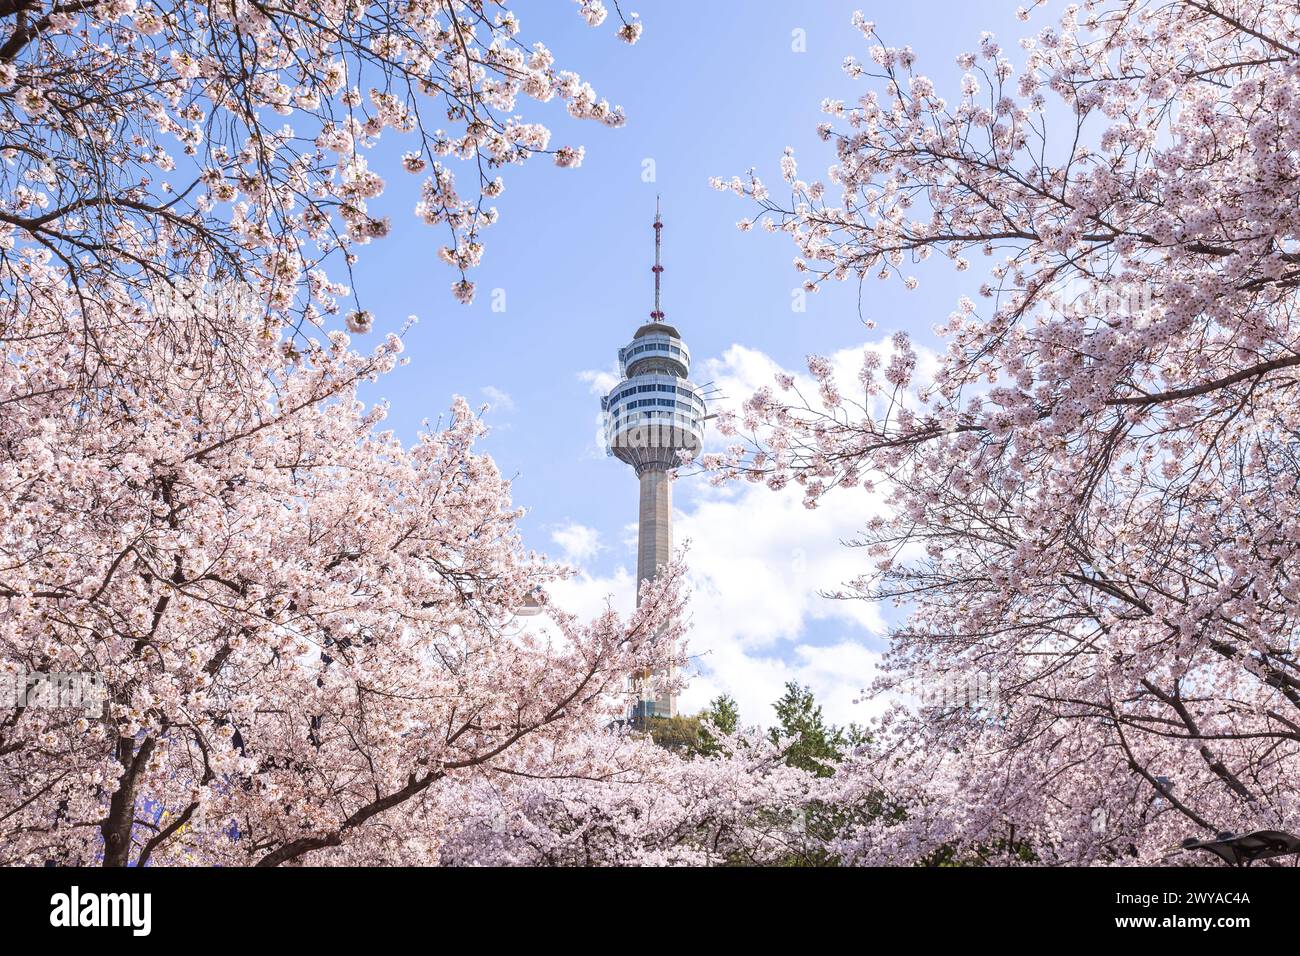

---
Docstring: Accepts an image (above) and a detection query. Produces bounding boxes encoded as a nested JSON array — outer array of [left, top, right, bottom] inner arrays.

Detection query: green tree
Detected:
[[764, 683, 899, 866], [644, 715, 703, 752], [696, 694, 740, 756], [769, 682, 847, 778]]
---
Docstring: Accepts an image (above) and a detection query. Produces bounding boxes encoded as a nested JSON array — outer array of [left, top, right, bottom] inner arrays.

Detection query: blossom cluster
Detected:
[[0, 1, 638, 315]]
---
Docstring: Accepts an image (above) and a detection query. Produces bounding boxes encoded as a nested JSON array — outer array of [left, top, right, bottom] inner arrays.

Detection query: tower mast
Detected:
[[651, 195, 664, 321]]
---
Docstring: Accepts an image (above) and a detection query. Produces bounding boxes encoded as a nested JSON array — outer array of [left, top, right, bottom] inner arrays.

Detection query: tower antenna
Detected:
[[651, 195, 664, 321]]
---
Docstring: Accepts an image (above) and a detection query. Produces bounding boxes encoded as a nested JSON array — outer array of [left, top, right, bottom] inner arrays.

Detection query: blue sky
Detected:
[[345, 1, 1046, 726]]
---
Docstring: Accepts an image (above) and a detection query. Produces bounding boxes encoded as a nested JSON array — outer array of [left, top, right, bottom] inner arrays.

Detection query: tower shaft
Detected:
[[636, 467, 675, 716], [636, 468, 672, 603]]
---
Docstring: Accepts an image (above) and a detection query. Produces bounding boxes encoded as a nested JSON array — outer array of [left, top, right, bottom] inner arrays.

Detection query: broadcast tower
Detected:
[[602, 201, 708, 720]]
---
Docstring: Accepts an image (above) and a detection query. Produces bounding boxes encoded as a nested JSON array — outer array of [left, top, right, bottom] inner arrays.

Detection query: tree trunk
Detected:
[[100, 736, 153, 867]]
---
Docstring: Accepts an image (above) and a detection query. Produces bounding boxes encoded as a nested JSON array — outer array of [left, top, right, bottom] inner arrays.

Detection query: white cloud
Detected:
[[672, 479, 888, 727], [576, 366, 620, 460], [693, 337, 941, 454], [550, 521, 604, 564], [576, 367, 619, 396], [684, 637, 883, 732], [542, 478, 887, 728], [546, 565, 636, 625], [480, 385, 515, 412], [675, 480, 884, 650]]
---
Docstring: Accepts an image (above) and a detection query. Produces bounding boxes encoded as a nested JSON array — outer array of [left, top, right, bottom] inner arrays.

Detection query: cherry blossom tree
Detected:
[[0, 273, 686, 867], [436, 727, 823, 866], [0, 0, 734, 870], [719, 0, 1300, 863], [0, 0, 639, 322]]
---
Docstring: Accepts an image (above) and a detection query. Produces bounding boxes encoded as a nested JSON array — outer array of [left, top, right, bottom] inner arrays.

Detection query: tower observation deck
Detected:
[[601, 201, 706, 720]]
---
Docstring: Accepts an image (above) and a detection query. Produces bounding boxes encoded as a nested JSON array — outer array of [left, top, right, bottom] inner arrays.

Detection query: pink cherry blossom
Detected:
[[0, 278, 687, 866], [723, 0, 1300, 864]]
